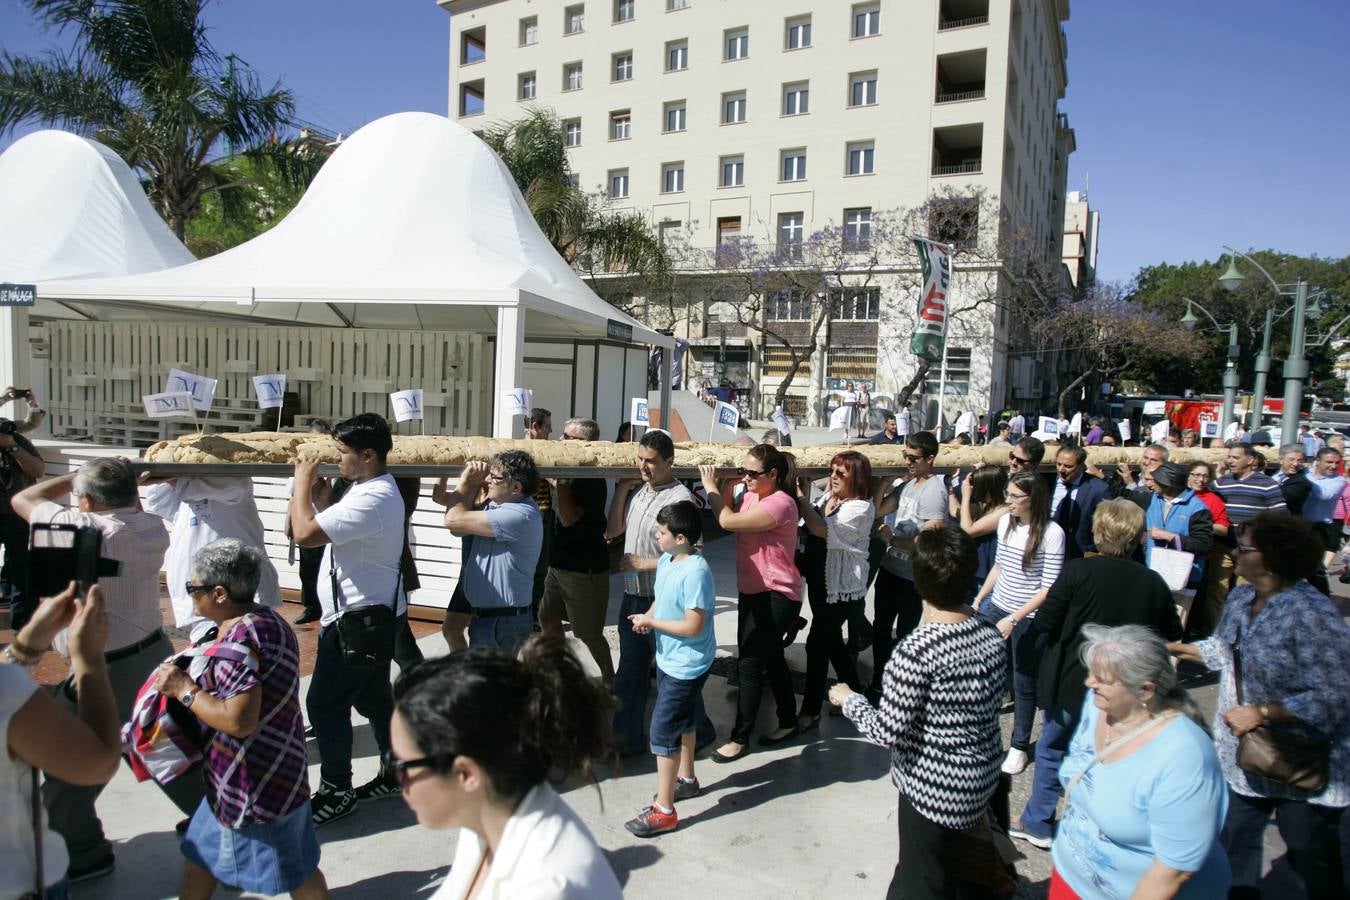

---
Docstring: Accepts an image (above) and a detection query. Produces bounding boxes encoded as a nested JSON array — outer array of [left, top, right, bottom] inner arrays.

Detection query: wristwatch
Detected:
[[180, 688, 199, 708], [1258, 704, 1271, 723]]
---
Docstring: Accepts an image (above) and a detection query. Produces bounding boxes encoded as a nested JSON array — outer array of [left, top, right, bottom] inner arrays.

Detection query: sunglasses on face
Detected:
[[903, 453, 925, 462], [184, 582, 219, 596], [737, 467, 768, 480], [1007, 492, 1029, 502], [390, 754, 456, 789], [1234, 543, 1258, 555], [1010, 454, 1030, 465], [485, 471, 506, 483]]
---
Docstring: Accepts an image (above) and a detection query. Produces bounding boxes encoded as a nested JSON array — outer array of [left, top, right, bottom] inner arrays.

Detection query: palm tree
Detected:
[[479, 107, 670, 291], [0, 0, 316, 240]]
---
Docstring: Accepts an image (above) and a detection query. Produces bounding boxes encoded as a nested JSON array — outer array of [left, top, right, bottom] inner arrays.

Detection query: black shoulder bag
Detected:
[[1233, 624, 1330, 792], [330, 561, 401, 668]]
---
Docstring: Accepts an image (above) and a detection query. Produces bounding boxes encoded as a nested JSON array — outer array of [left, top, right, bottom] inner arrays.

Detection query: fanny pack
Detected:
[[331, 562, 402, 667]]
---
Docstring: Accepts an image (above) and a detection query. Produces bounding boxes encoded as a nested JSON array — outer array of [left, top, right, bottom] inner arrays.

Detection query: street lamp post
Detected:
[[1180, 298, 1239, 440], [1249, 307, 1274, 433]]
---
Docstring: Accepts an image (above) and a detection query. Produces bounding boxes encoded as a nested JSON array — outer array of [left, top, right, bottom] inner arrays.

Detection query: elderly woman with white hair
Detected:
[[1050, 624, 1230, 899], [151, 539, 328, 899]]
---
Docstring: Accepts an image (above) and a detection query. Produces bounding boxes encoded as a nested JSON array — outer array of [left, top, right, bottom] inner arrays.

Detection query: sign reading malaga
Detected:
[[0, 283, 36, 307], [606, 319, 633, 342]]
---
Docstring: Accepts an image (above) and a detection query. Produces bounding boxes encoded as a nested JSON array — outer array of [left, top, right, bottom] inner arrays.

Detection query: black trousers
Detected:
[[801, 583, 864, 716], [890, 791, 1000, 900], [1221, 790, 1345, 899], [297, 544, 325, 617], [729, 591, 799, 744], [0, 512, 33, 627], [871, 569, 923, 692], [307, 621, 397, 790]]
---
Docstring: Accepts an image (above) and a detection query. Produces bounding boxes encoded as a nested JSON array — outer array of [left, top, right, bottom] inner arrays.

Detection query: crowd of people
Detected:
[[2, 408, 1350, 899]]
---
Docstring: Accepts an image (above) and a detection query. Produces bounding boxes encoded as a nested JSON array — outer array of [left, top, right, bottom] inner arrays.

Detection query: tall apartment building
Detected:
[[443, 0, 1073, 426], [1061, 189, 1098, 289]]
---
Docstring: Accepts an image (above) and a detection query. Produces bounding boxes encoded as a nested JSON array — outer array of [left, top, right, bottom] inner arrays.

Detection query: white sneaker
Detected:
[[1001, 748, 1029, 775]]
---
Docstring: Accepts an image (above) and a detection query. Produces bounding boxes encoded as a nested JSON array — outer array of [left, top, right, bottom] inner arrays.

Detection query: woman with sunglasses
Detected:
[[973, 470, 1065, 776], [152, 539, 328, 899], [391, 636, 621, 899], [700, 444, 803, 762], [794, 450, 875, 730]]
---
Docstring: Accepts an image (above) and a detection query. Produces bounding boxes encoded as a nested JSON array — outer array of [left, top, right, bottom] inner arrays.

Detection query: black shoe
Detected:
[[311, 786, 357, 826], [175, 817, 191, 836], [354, 770, 400, 801], [709, 743, 749, 764], [67, 852, 116, 884], [293, 610, 321, 625], [782, 616, 808, 647], [757, 726, 801, 748]]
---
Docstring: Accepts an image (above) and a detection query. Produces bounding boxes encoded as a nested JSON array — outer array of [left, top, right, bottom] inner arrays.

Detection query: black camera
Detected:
[[0, 419, 16, 436], [27, 523, 122, 597]]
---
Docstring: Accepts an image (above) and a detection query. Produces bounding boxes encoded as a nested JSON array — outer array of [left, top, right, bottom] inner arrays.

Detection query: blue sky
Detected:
[[2, 0, 1346, 284]]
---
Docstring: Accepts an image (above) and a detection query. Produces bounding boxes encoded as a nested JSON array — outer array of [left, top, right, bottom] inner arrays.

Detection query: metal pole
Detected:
[[1250, 307, 1273, 432], [1280, 280, 1309, 443]]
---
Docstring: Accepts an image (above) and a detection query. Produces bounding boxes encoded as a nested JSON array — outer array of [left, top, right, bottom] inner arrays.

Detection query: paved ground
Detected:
[[6, 536, 1343, 899]]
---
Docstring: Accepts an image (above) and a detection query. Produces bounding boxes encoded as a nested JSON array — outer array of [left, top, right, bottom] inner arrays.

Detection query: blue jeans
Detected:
[[976, 605, 1046, 751], [306, 622, 396, 790], [467, 610, 533, 653], [612, 594, 715, 753], [1018, 703, 1078, 838]]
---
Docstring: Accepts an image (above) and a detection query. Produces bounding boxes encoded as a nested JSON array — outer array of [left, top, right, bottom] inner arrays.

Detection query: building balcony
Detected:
[[936, 88, 986, 103], [932, 123, 983, 177], [938, 0, 989, 31], [932, 160, 982, 176]]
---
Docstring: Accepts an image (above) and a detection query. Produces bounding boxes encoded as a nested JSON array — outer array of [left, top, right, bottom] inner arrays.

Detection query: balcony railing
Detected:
[[938, 14, 989, 30], [932, 159, 982, 176], [935, 88, 986, 103]]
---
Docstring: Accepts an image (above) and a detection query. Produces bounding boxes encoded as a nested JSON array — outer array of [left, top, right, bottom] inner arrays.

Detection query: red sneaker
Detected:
[[624, 804, 678, 837]]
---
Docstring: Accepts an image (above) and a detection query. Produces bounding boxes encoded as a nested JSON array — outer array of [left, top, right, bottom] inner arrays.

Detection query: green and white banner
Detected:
[[909, 237, 953, 364]]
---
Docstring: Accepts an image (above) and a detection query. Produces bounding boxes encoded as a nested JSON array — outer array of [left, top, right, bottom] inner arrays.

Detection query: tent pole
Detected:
[[0, 307, 30, 419], [658, 343, 672, 431], [493, 307, 526, 439]]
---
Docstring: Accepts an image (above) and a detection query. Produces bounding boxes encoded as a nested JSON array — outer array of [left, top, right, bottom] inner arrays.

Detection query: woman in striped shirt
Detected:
[[973, 470, 1065, 776], [832, 525, 1007, 898]]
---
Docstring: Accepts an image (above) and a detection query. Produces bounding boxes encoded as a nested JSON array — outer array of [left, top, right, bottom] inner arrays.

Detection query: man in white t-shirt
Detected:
[[841, 382, 858, 434], [895, 402, 912, 438], [1009, 411, 1026, 440], [954, 408, 976, 442], [290, 413, 408, 826]]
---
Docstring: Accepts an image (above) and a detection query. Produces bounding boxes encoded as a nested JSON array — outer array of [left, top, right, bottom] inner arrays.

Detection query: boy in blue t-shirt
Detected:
[[623, 500, 716, 837]]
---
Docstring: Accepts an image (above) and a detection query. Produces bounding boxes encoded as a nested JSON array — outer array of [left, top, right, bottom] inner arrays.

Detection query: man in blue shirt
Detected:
[[1051, 445, 1110, 559], [1301, 446, 1346, 594], [444, 449, 543, 652]]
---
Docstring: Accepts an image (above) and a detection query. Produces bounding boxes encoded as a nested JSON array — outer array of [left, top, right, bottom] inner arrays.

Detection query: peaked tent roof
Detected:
[[34, 112, 668, 345], [0, 129, 195, 318]]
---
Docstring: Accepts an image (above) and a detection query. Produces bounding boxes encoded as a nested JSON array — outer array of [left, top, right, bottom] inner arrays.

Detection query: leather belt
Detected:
[[105, 629, 165, 663], [471, 606, 529, 619]]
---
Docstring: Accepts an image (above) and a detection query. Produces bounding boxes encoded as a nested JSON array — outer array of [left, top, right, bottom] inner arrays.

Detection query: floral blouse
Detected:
[[1195, 580, 1350, 807]]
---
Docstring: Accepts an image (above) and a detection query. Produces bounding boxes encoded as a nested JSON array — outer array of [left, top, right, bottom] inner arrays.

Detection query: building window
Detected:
[[666, 39, 688, 71], [564, 173, 580, 188], [720, 154, 744, 187], [924, 347, 971, 395], [785, 15, 812, 49], [662, 162, 685, 193], [831, 287, 880, 320], [608, 168, 629, 198], [612, 52, 633, 81], [564, 118, 582, 146], [610, 110, 631, 140], [852, 3, 880, 38], [782, 81, 809, 116], [565, 4, 585, 35], [849, 71, 877, 106], [843, 207, 872, 248], [767, 289, 810, 320], [847, 140, 875, 175], [667, 0, 689, 9], [778, 212, 804, 258], [722, 90, 746, 124], [780, 148, 806, 181], [663, 100, 687, 132], [614, 0, 634, 23], [724, 27, 749, 60], [519, 16, 538, 45], [564, 62, 583, 91], [459, 81, 484, 117], [460, 27, 486, 65], [517, 72, 537, 101]]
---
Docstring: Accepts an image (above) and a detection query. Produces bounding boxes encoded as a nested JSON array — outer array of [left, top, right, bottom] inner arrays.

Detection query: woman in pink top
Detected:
[[700, 444, 803, 762]]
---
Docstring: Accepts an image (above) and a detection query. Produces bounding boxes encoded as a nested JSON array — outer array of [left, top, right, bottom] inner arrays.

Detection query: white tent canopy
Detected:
[[33, 112, 665, 343], [0, 129, 195, 318]]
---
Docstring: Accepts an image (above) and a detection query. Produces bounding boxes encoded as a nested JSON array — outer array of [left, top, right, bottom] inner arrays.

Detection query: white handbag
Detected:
[[1149, 536, 1194, 592]]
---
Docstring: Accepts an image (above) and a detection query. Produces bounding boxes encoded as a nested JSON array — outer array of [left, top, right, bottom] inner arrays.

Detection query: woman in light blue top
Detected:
[[1052, 624, 1230, 899]]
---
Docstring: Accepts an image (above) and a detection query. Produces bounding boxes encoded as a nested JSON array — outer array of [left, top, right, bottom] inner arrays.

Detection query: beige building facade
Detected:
[[443, 0, 1074, 428]]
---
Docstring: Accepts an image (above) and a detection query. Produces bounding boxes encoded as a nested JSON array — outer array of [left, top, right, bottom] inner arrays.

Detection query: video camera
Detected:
[[27, 523, 122, 597]]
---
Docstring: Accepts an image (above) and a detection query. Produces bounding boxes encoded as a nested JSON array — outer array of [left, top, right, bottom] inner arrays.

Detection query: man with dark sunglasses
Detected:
[[1007, 436, 1045, 475]]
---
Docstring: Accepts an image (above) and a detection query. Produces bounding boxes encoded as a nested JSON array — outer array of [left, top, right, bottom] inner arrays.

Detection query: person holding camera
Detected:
[[3, 582, 120, 900], [0, 389, 46, 626], [11, 458, 171, 883], [289, 414, 408, 828]]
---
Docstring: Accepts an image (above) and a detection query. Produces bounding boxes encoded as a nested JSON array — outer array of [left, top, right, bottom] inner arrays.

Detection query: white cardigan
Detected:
[[819, 496, 875, 603], [431, 783, 622, 900]]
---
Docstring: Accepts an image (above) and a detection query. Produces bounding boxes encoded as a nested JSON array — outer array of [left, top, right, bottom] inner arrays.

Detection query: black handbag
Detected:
[[331, 564, 401, 668], [1233, 627, 1330, 792]]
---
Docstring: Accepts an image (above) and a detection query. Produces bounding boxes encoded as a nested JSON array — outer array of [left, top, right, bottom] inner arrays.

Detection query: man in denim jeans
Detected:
[[607, 430, 715, 755], [445, 450, 543, 653]]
